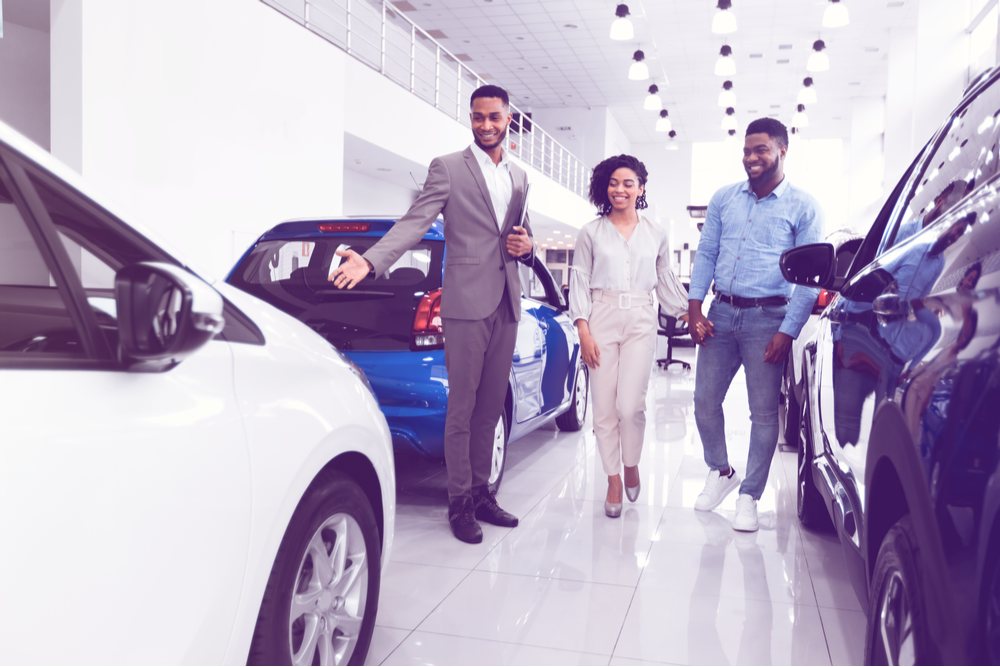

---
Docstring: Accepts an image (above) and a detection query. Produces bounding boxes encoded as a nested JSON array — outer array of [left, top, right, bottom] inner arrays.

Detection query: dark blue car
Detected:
[[228, 218, 589, 490]]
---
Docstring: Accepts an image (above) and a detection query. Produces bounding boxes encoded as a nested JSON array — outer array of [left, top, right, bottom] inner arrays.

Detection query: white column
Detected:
[[50, 0, 83, 171]]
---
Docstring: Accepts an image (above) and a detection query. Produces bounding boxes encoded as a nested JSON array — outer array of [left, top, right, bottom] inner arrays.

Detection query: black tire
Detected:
[[779, 360, 801, 451], [797, 400, 833, 531], [556, 364, 589, 432], [249, 471, 381, 666], [487, 408, 510, 494], [865, 516, 932, 665]]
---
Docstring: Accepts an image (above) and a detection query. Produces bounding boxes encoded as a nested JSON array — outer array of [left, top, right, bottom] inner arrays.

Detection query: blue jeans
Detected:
[[694, 300, 786, 499]]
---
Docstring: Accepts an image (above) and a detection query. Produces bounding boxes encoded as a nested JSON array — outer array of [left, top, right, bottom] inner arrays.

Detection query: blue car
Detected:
[[228, 218, 589, 490]]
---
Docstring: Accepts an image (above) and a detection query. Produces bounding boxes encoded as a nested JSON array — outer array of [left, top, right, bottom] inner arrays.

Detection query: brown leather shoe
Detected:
[[472, 486, 519, 527], [448, 496, 483, 544]]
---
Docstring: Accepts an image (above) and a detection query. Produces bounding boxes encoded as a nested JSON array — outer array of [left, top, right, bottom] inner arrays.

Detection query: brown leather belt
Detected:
[[715, 292, 788, 308]]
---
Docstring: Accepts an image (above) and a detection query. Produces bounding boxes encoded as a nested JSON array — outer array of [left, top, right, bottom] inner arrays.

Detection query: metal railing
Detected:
[[262, 0, 589, 196]]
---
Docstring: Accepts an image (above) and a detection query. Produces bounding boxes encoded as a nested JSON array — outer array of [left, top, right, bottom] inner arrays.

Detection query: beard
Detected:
[[746, 159, 779, 184], [474, 126, 508, 151]]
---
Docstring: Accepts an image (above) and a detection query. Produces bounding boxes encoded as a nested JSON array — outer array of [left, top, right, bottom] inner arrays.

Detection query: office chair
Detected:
[[656, 306, 691, 371]]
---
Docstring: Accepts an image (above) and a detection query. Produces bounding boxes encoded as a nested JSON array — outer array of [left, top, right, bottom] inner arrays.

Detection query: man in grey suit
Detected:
[[331, 84, 534, 544]]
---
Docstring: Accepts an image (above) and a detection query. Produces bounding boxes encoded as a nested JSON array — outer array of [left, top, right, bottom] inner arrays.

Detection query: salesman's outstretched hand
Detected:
[[329, 249, 370, 289]]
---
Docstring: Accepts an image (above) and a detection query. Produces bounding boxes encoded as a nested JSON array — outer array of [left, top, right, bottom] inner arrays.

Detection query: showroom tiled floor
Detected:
[[366, 347, 867, 665]]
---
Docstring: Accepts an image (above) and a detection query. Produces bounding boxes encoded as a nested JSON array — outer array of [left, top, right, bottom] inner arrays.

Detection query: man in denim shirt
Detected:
[[688, 118, 823, 531]]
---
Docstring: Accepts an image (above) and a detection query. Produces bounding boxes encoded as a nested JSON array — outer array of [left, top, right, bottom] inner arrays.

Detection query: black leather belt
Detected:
[[715, 292, 788, 308]]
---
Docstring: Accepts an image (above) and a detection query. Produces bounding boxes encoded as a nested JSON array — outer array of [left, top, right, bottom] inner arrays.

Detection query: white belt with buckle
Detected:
[[593, 290, 652, 309]]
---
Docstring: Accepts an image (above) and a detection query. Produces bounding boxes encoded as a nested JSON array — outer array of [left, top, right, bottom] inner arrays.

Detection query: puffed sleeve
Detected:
[[655, 226, 688, 318], [568, 224, 594, 324]]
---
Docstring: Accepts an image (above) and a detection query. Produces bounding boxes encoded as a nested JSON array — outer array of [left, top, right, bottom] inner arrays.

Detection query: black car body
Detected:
[[783, 68, 1000, 664]]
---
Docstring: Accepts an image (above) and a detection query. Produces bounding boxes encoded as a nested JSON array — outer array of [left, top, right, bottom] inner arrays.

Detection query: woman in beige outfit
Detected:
[[569, 154, 688, 517]]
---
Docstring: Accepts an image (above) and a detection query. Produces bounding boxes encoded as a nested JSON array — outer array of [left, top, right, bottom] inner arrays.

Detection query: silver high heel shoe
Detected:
[[625, 466, 640, 502], [604, 500, 622, 518]]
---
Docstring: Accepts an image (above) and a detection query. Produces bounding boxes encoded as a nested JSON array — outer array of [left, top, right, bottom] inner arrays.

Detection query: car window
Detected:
[[0, 171, 87, 358], [230, 236, 444, 350], [882, 80, 1000, 251]]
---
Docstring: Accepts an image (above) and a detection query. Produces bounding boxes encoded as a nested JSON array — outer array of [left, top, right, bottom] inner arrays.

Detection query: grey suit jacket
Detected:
[[363, 146, 533, 321]]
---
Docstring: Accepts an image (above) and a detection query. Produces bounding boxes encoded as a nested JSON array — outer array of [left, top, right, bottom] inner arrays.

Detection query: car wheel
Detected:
[[865, 516, 931, 666], [797, 400, 832, 531], [556, 363, 589, 432], [487, 409, 510, 494], [249, 471, 380, 666]]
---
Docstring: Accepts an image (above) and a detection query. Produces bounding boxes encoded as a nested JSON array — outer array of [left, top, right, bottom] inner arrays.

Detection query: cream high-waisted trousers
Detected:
[[587, 289, 658, 475]]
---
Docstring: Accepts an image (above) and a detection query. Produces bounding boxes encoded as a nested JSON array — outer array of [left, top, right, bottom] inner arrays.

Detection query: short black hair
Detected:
[[746, 117, 788, 148], [470, 84, 510, 108], [588, 154, 649, 216]]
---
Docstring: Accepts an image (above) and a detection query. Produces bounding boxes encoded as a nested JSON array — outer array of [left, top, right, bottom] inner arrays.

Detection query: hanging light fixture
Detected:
[[721, 107, 737, 131], [715, 45, 736, 76], [797, 77, 817, 105], [666, 129, 679, 151], [792, 103, 810, 128], [807, 40, 830, 72], [628, 50, 650, 80], [822, 0, 849, 28], [610, 4, 634, 41], [711, 0, 737, 34], [656, 109, 672, 132], [644, 84, 663, 111], [718, 80, 736, 107]]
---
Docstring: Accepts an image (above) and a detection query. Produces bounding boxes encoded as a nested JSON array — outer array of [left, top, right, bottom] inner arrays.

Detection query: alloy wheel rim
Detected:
[[288, 513, 368, 665], [574, 366, 588, 422], [878, 570, 916, 666], [489, 415, 506, 484]]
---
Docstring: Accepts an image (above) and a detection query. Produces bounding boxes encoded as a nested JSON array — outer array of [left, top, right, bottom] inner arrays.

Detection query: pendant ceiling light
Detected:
[[792, 103, 810, 128], [610, 4, 634, 41], [712, 0, 737, 34], [822, 0, 849, 29], [666, 130, 679, 151], [721, 106, 737, 131], [715, 45, 736, 77], [797, 77, 817, 105], [718, 80, 736, 108], [644, 84, 663, 111], [628, 50, 650, 81], [656, 109, 672, 132], [807, 40, 830, 72]]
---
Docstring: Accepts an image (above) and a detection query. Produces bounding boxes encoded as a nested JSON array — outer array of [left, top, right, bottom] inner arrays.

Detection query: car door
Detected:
[[0, 153, 252, 662], [814, 76, 1000, 569], [525, 257, 576, 415]]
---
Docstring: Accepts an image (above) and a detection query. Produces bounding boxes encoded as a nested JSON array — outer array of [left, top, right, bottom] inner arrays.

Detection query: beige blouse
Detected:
[[568, 215, 689, 323]]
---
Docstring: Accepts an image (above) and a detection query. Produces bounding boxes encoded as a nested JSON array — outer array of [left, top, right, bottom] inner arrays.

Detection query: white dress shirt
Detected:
[[471, 142, 513, 229], [569, 215, 689, 323]]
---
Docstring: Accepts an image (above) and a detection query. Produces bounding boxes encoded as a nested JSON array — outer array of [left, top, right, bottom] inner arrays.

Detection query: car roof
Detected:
[[258, 217, 446, 243]]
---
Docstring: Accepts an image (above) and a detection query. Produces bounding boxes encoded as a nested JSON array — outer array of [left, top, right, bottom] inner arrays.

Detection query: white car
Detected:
[[0, 121, 395, 665]]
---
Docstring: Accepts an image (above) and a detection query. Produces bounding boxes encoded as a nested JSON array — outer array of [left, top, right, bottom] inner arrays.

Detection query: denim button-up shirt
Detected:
[[689, 178, 823, 338]]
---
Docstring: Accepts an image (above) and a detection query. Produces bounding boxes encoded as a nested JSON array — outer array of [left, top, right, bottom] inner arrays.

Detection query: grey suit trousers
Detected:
[[442, 287, 518, 500]]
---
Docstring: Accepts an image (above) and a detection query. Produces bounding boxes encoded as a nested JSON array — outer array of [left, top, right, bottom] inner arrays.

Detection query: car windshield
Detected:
[[230, 235, 444, 350]]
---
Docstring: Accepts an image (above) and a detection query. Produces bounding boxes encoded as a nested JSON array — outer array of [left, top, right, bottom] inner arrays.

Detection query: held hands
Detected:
[[763, 332, 793, 364], [688, 307, 715, 345], [328, 249, 370, 289], [506, 226, 533, 257]]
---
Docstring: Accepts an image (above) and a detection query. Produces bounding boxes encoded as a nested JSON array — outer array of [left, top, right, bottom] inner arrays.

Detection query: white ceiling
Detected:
[[392, 0, 918, 144]]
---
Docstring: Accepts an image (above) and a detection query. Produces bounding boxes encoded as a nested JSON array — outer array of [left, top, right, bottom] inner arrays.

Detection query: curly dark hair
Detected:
[[588, 154, 649, 216]]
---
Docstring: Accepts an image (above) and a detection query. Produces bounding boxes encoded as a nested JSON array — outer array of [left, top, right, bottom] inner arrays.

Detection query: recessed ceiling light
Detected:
[[564, 23, 578, 29], [516, 36, 524, 40], [849, 81, 861, 85], [778, 44, 793, 50], [776, 58, 790, 64], [865, 46, 880, 53], [887, 0, 904, 6], [376, 167, 392, 172], [749, 53, 764, 59]]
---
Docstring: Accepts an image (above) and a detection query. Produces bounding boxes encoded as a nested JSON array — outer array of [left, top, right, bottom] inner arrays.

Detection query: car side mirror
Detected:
[[115, 262, 225, 370], [780, 243, 836, 289]]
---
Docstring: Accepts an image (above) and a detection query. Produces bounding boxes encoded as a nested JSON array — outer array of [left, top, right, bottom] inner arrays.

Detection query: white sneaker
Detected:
[[693, 468, 741, 511], [732, 494, 759, 532]]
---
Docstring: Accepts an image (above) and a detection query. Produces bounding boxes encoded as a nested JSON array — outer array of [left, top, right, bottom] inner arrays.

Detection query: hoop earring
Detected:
[[636, 193, 648, 210]]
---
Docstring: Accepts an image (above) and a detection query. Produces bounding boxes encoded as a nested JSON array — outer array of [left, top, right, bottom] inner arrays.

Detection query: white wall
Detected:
[[0, 20, 49, 149], [342, 169, 417, 216], [603, 109, 631, 158], [523, 106, 607, 172], [634, 141, 696, 276], [51, 0, 349, 279]]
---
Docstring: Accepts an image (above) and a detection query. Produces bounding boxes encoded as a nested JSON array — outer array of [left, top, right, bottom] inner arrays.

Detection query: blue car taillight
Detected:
[[412, 288, 445, 349]]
